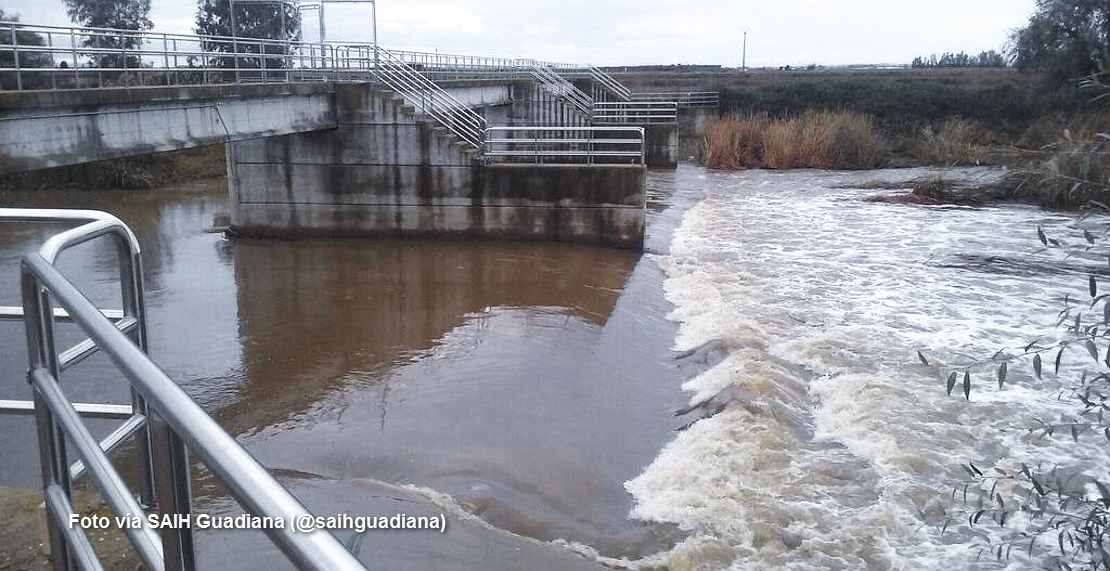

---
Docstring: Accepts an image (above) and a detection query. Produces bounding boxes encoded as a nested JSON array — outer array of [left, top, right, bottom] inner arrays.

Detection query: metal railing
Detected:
[[592, 101, 677, 123], [3, 208, 367, 571], [527, 64, 593, 118], [2, 21, 702, 111], [587, 66, 631, 102], [386, 50, 577, 82], [0, 22, 588, 91], [387, 49, 520, 81], [629, 91, 719, 108], [0, 23, 347, 90], [336, 44, 487, 149], [483, 126, 644, 165]]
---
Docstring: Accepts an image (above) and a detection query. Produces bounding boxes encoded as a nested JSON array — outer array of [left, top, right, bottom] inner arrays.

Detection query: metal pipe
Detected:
[[21, 253, 367, 570], [31, 368, 166, 571]]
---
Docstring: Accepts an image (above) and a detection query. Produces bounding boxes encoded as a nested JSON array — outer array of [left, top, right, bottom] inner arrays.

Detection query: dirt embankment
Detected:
[[0, 485, 142, 571]]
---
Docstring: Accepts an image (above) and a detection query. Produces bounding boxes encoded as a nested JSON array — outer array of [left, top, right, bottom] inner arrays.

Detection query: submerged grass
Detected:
[[705, 111, 887, 170], [1018, 135, 1110, 208]]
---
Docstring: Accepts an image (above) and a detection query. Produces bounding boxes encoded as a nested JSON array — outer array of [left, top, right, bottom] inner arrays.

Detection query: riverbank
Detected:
[[619, 66, 1110, 209], [0, 144, 225, 191]]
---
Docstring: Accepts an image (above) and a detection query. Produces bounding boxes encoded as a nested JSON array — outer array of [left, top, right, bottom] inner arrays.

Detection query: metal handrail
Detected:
[[629, 91, 720, 108], [337, 44, 486, 149], [587, 66, 631, 102], [592, 101, 677, 123], [483, 126, 644, 165], [0, 21, 591, 91], [8, 208, 367, 571], [528, 64, 593, 118], [0, 22, 344, 89]]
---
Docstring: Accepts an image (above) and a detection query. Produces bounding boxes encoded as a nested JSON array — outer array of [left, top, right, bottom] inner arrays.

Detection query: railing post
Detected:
[[163, 34, 170, 85], [114, 237, 157, 510], [588, 127, 594, 165], [150, 415, 195, 571], [47, 30, 57, 90], [10, 23, 22, 91], [21, 265, 70, 571]]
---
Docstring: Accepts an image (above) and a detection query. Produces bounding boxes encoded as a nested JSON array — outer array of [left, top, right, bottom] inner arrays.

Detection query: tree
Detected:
[[0, 10, 55, 69], [194, 0, 300, 70], [1, 10, 55, 89], [1010, 0, 1110, 85], [910, 51, 1007, 68], [60, 0, 152, 69]]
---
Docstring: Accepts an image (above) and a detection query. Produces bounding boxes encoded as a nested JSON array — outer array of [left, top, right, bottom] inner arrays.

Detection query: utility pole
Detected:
[[741, 28, 749, 71]]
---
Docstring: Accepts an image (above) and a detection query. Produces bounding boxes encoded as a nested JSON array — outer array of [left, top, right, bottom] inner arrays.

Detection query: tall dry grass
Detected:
[[703, 114, 770, 169], [1019, 134, 1110, 208], [704, 111, 887, 170], [913, 118, 999, 166]]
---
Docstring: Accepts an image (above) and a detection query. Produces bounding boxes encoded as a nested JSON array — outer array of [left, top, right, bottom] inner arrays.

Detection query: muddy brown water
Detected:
[[0, 170, 697, 570]]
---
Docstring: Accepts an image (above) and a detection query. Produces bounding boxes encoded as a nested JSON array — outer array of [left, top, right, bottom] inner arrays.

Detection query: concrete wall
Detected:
[[476, 165, 645, 248], [644, 124, 678, 169], [0, 83, 335, 173], [230, 84, 646, 249]]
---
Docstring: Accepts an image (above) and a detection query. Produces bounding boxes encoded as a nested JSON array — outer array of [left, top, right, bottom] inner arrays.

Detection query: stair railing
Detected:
[[588, 66, 631, 102], [526, 63, 594, 118], [335, 44, 486, 150]]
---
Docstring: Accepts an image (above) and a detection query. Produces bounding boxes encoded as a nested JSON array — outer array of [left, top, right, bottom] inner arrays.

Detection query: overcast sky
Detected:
[[5, 0, 1038, 67]]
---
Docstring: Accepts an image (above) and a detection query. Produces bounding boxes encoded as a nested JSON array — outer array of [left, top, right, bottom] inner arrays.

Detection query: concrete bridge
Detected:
[[0, 24, 715, 248]]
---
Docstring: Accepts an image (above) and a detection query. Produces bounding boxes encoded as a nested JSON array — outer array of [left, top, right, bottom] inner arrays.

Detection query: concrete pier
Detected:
[[228, 84, 646, 248]]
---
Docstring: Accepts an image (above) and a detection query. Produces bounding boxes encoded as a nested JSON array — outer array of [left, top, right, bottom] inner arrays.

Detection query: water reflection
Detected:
[[222, 236, 694, 558], [223, 238, 640, 434]]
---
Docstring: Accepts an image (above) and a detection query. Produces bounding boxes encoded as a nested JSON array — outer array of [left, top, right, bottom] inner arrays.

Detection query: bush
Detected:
[[913, 118, 1000, 166], [716, 70, 1082, 143], [703, 114, 770, 169], [703, 111, 887, 170]]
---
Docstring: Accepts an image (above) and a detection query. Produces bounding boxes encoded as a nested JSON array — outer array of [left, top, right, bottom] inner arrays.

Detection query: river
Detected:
[[1, 165, 1108, 570]]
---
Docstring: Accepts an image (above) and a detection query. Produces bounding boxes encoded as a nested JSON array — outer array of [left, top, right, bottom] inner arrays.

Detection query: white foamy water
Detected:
[[627, 168, 1110, 570]]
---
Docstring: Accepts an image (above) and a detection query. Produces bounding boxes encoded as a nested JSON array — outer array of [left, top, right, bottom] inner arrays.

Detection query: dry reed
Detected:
[[704, 111, 887, 170]]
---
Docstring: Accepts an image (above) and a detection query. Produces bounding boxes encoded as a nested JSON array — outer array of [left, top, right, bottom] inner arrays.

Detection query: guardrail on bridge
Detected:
[[630, 91, 719, 108]]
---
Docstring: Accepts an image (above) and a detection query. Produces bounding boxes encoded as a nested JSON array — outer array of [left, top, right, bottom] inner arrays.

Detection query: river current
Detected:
[[631, 166, 1110, 570], [2, 165, 1109, 570]]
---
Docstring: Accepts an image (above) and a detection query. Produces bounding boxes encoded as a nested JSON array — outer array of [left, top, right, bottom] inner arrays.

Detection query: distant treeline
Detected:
[[911, 51, 1007, 68], [602, 64, 724, 73]]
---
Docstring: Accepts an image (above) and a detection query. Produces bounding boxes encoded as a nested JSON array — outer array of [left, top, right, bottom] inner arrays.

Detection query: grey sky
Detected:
[[6, 0, 1037, 67]]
